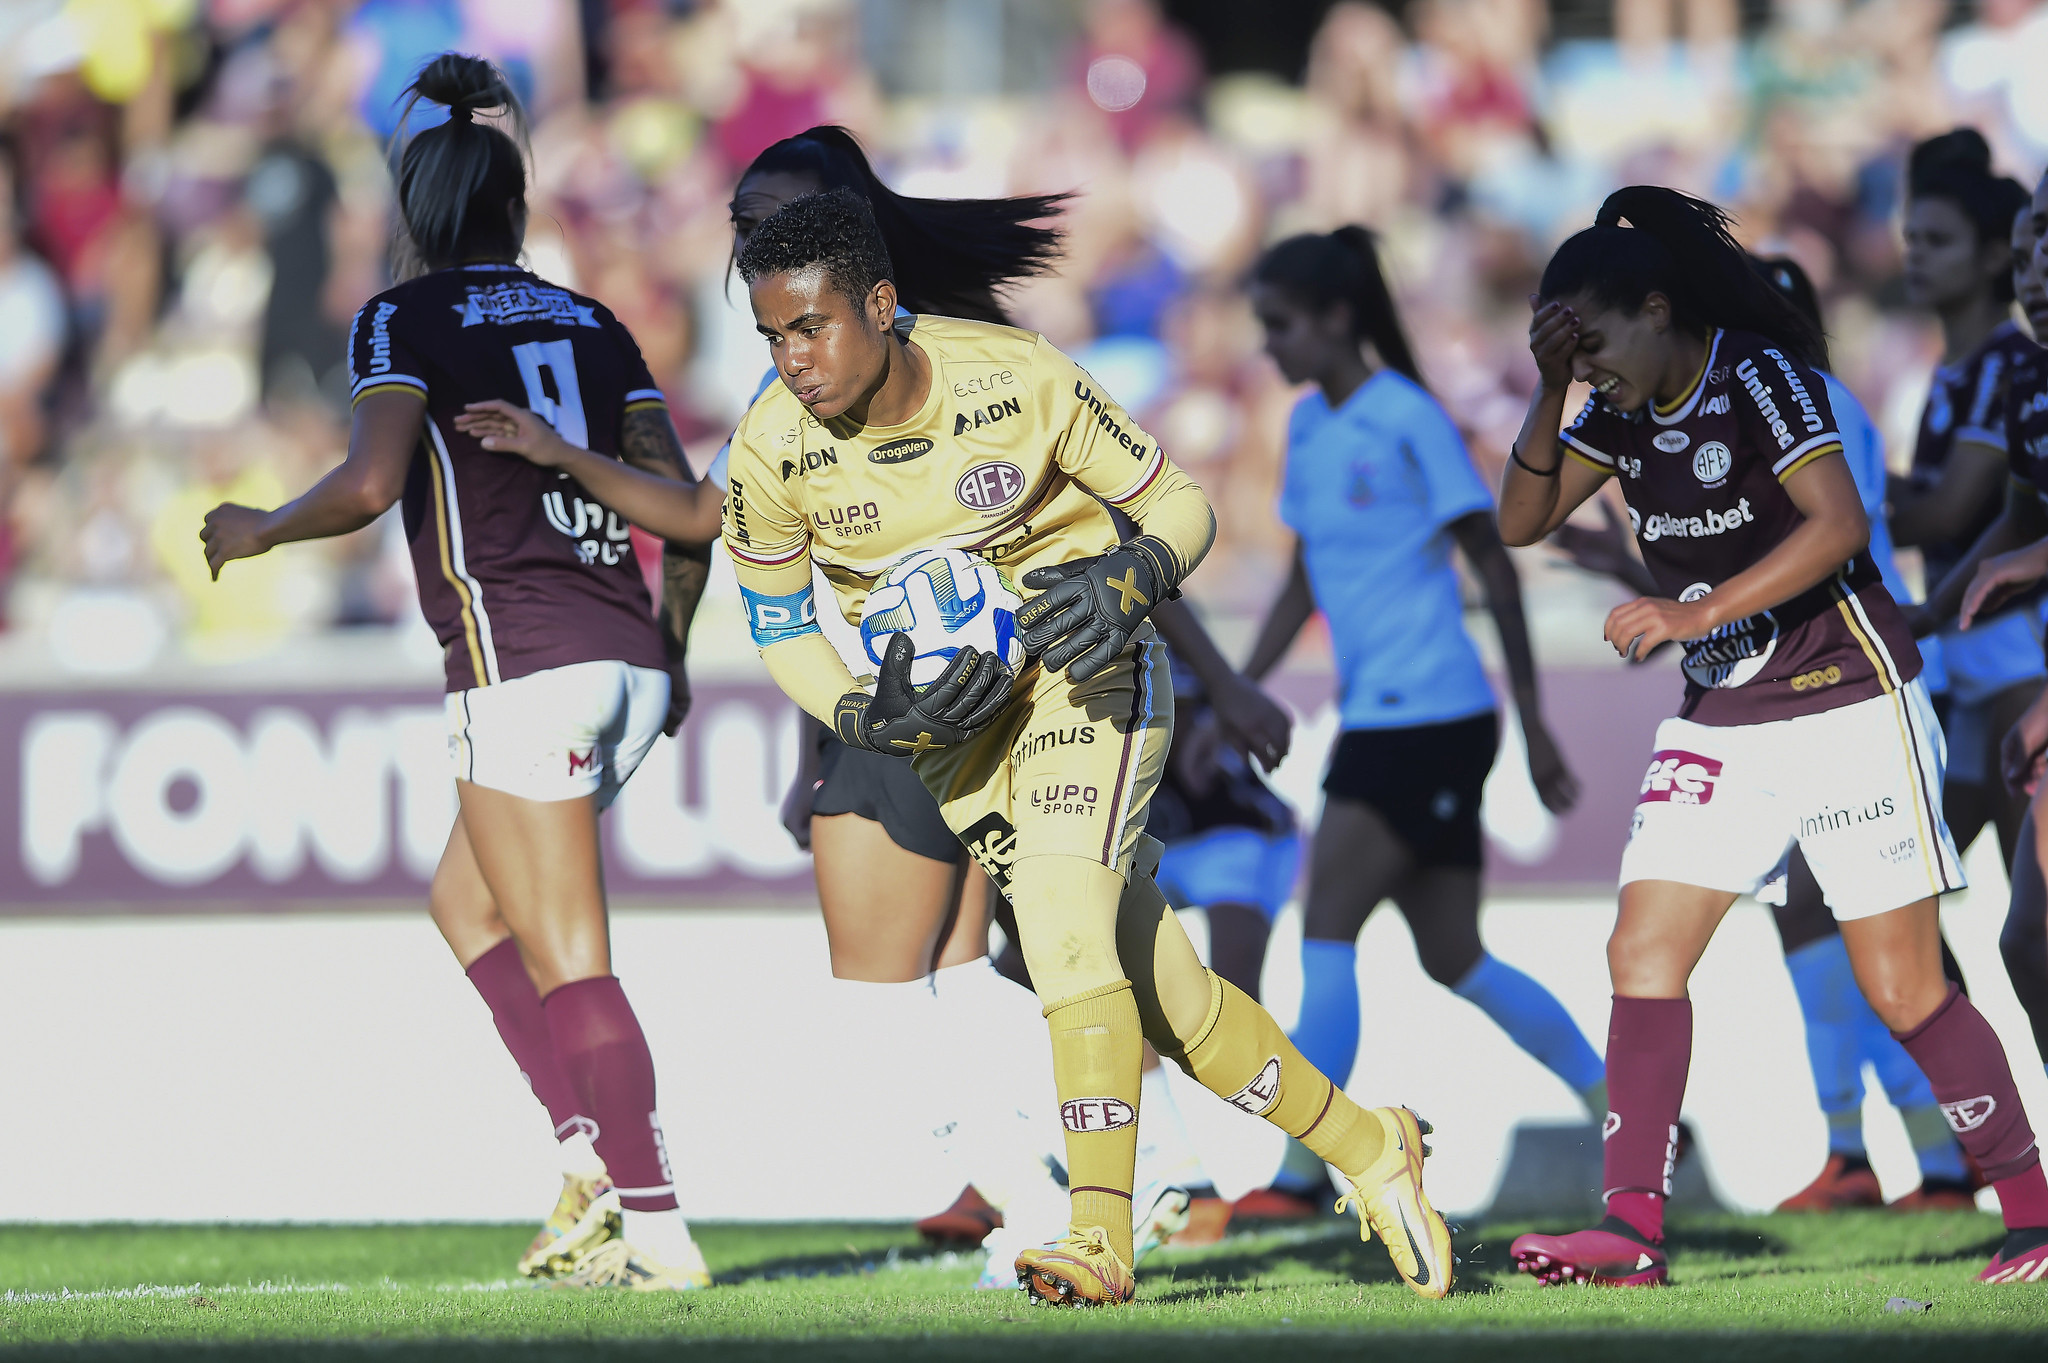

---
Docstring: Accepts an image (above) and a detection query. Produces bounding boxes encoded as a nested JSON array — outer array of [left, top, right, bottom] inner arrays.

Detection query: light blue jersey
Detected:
[[1280, 370, 1497, 731], [1825, 372, 1944, 692]]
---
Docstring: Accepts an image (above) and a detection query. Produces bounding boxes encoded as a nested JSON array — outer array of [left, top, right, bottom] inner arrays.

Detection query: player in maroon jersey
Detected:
[[200, 55, 722, 1291], [1889, 131, 2039, 875], [1496, 185, 2048, 1287], [1916, 167, 2048, 1093]]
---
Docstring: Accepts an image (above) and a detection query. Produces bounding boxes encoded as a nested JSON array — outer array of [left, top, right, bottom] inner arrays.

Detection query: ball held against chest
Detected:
[[858, 547, 1026, 689]]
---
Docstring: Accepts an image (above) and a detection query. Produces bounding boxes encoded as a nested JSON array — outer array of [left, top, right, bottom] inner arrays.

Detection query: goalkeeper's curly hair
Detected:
[[737, 187, 896, 310]]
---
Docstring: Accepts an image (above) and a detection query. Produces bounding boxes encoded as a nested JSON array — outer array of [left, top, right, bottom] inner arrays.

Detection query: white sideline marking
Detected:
[[2, 1280, 521, 1303]]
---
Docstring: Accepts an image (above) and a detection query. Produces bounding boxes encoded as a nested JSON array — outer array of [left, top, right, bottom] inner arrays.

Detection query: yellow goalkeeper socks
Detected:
[[1043, 979, 1144, 1265], [1181, 972, 1385, 1180]]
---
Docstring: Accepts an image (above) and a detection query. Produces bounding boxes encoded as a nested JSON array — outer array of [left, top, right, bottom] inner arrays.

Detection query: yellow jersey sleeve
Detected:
[[721, 410, 858, 723], [1040, 340, 1215, 581], [721, 411, 811, 582]]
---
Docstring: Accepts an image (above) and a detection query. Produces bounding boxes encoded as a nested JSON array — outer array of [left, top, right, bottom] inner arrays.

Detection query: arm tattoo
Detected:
[[619, 406, 712, 663]]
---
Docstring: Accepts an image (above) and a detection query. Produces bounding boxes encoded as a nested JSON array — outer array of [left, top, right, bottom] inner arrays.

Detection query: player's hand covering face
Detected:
[[1018, 537, 1177, 681], [837, 632, 1014, 758]]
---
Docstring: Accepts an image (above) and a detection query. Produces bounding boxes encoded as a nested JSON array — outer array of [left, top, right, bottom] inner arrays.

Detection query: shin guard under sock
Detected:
[[1180, 972, 1386, 1179], [465, 938, 587, 1139], [1892, 983, 2045, 1226], [1453, 953, 1604, 1094], [1603, 996, 1692, 1230], [544, 976, 678, 1213], [1044, 980, 1144, 1264]]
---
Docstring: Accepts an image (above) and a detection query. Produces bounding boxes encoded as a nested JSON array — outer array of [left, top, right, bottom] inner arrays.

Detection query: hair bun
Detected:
[[407, 52, 513, 122], [1909, 128, 1993, 193]]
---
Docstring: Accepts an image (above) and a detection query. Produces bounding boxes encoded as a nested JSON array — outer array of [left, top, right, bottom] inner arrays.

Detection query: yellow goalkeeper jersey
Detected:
[[720, 314, 1214, 720]]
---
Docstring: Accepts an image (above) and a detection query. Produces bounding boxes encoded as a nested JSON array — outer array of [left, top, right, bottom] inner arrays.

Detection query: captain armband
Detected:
[[740, 582, 822, 648]]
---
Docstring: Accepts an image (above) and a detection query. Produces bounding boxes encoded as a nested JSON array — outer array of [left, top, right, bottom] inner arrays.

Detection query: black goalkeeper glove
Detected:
[[834, 631, 1015, 758], [1016, 536, 1181, 682]]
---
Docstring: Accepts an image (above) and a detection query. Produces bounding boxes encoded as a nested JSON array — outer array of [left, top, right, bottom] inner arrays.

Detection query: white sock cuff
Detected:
[[931, 956, 1011, 999]]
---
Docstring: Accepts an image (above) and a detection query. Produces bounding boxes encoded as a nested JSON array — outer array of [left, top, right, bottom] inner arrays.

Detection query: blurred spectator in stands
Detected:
[[713, 0, 876, 171], [1407, 0, 1546, 191], [1615, 0, 1739, 64], [0, 151, 65, 471], [1074, 0, 1202, 152], [1300, 2, 1414, 231], [1941, 0, 2048, 173]]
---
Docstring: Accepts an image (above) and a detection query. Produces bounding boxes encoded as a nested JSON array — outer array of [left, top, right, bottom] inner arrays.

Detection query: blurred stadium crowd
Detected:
[[2, 0, 2046, 668]]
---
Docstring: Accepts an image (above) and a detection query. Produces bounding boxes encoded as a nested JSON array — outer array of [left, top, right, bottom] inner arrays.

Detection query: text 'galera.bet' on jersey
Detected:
[[348, 264, 668, 692], [1560, 328, 1921, 726]]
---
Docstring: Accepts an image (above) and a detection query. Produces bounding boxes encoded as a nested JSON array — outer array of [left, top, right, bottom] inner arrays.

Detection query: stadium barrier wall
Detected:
[[0, 666, 1685, 912]]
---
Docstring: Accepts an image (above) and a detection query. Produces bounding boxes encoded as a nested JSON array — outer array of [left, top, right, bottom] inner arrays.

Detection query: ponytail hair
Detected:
[[737, 126, 1065, 323], [1539, 185, 1828, 370], [1250, 225, 1424, 386], [1906, 129, 2028, 303], [391, 54, 529, 274], [1749, 254, 1825, 335]]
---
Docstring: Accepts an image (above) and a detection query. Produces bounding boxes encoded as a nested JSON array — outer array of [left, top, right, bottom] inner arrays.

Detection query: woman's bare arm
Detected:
[[201, 390, 422, 578]]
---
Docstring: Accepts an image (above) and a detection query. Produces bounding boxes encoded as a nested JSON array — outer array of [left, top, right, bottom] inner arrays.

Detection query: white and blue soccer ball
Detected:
[[858, 547, 1025, 688]]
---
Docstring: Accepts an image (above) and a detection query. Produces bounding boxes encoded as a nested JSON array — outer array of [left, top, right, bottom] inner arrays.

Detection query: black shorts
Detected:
[[1320, 712, 1498, 870], [812, 734, 964, 865]]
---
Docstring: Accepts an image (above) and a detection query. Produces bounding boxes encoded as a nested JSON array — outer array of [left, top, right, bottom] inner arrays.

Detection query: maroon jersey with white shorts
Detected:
[[1561, 328, 1921, 726], [348, 264, 668, 692]]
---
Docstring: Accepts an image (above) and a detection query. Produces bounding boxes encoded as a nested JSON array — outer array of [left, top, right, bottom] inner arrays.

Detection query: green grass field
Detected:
[[2, 1212, 2043, 1360]]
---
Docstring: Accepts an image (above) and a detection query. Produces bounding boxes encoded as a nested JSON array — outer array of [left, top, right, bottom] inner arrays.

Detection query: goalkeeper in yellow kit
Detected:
[[477, 187, 1456, 1305]]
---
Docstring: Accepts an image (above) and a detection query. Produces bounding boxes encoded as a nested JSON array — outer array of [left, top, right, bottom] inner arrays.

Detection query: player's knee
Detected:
[[1999, 915, 2046, 986], [1606, 921, 1683, 996], [1010, 855, 1124, 1002], [1860, 975, 1944, 1034], [1414, 935, 1481, 987], [428, 868, 501, 942]]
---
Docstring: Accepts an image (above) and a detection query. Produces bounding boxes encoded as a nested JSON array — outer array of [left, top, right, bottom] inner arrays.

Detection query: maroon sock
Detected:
[[1892, 983, 2044, 1227], [464, 938, 588, 1139], [1600, 995, 1693, 1243], [544, 976, 678, 1212]]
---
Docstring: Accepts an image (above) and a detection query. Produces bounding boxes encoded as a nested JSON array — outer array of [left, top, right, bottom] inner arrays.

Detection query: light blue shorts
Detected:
[[1154, 827, 1301, 922]]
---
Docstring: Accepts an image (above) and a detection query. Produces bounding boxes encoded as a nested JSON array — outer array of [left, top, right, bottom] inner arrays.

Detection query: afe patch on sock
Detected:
[[1061, 1097, 1136, 1132], [1227, 1058, 1282, 1116], [1942, 1096, 1996, 1132]]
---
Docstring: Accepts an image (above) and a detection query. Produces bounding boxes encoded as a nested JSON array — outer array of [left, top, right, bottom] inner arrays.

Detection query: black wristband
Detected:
[[1511, 443, 1562, 478], [1125, 535, 1183, 600], [832, 691, 874, 750]]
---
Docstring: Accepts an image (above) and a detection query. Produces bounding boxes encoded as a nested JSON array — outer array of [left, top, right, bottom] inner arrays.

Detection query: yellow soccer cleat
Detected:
[[547, 1234, 712, 1292], [1335, 1106, 1456, 1299], [1014, 1225, 1136, 1307], [518, 1173, 621, 1279]]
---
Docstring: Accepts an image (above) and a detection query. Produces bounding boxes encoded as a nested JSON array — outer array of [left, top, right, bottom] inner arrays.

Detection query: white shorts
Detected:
[[1619, 681, 1964, 921], [447, 660, 669, 808]]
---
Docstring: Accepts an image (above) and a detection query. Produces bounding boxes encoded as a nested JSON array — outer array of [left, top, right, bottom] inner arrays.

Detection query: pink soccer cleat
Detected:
[[1979, 1228, 2048, 1284], [1510, 1216, 1668, 1287]]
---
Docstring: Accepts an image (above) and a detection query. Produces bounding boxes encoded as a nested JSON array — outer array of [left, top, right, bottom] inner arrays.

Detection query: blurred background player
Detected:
[[1891, 131, 2041, 871], [1501, 185, 2048, 1289], [1918, 161, 2048, 1082], [199, 56, 719, 1291], [1232, 225, 1594, 1217]]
